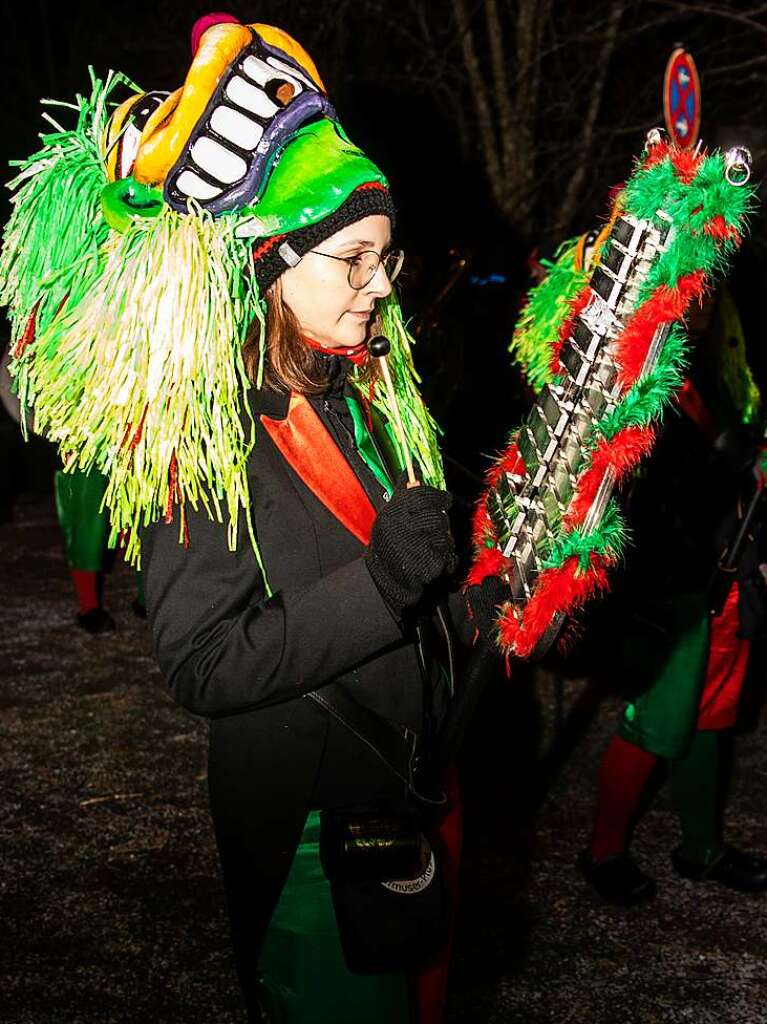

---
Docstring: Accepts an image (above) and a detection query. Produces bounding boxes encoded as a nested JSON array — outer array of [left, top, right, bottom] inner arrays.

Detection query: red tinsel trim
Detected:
[[472, 441, 526, 554], [130, 406, 148, 450], [165, 453, 178, 523], [498, 443, 526, 477], [471, 498, 495, 546], [615, 270, 707, 390], [485, 440, 526, 490], [465, 546, 509, 587], [641, 140, 671, 171], [356, 181, 388, 194], [497, 553, 612, 659], [550, 288, 591, 374], [564, 425, 656, 527], [671, 148, 702, 185], [13, 301, 41, 358], [703, 215, 742, 244]]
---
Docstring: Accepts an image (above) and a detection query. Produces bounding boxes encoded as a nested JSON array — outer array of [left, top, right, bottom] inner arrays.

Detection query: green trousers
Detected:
[[54, 467, 110, 572], [257, 811, 409, 1023], [619, 593, 710, 759]]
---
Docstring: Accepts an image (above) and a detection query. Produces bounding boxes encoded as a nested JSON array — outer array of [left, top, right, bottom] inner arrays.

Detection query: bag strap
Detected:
[[307, 685, 415, 785]]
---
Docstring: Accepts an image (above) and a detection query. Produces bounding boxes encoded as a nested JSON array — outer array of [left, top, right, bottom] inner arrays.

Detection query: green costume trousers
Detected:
[[619, 593, 710, 759], [54, 467, 109, 572], [257, 811, 409, 1023]]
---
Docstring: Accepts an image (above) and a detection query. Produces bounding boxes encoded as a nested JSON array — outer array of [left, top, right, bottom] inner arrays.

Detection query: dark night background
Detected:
[[2, 3, 767, 1023], [4, 0, 767, 482]]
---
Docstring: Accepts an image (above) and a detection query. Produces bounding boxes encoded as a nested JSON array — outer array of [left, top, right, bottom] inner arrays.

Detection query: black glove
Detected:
[[464, 575, 511, 646], [366, 475, 457, 616]]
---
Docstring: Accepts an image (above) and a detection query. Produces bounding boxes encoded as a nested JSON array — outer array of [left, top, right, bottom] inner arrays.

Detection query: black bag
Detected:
[[320, 802, 451, 975], [308, 686, 451, 975]]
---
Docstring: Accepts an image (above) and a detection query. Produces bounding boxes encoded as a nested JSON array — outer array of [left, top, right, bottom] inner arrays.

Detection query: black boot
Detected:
[[577, 850, 657, 906], [75, 608, 116, 634], [672, 845, 767, 892]]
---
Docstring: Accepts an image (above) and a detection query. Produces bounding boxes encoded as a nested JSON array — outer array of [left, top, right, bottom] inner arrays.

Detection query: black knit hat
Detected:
[[252, 182, 396, 293]]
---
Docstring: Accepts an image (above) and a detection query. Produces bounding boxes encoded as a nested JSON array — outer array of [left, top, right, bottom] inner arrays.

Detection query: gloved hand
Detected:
[[365, 474, 457, 616], [464, 574, 511, 646]]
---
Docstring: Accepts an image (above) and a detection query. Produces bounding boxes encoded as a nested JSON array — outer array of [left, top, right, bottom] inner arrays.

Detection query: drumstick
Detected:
[[368, 335, 418, 486]]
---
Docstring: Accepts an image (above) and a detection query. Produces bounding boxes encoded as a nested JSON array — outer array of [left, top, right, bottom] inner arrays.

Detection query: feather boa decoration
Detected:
[[509, 237, 586, 392], [472, 136, 755, 659]]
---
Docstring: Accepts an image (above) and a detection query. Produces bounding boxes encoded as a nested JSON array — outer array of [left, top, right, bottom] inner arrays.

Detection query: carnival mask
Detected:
[[102, 19, 336, 223]]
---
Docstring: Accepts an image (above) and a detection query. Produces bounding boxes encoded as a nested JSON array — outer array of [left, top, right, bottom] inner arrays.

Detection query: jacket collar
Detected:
[[247, 385, 290, 421], [258, 392, 377, 545]]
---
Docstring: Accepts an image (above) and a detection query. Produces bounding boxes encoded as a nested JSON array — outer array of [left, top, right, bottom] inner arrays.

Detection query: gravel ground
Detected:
[[2, 494, 766, 1024]]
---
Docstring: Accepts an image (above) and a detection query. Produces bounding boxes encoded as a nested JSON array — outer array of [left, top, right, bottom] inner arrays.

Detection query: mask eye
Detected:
[[111, 91, 168, 180]]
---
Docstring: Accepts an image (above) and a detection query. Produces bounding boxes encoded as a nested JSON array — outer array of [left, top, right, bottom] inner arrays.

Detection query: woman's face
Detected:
[[280, 214, 393, 348]]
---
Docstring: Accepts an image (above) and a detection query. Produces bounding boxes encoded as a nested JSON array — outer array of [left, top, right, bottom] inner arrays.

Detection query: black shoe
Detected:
[[131, 599, 147, 620], [577, 850, 657, 906], [672, 844, 767, 893], [75, 608, 116, 634]]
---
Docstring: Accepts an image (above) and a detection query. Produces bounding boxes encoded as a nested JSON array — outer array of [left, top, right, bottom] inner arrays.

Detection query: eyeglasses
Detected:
[[309, 247, 405, 290]]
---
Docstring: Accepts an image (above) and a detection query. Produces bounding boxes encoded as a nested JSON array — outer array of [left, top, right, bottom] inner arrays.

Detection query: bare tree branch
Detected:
[[553, 0, 626, 235], [451, 0, 503, 196]]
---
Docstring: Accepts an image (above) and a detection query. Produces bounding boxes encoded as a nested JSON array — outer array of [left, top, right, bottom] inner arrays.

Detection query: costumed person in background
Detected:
[[578, 279, 767, 905], [511, 236, 767, 904], [55, 465, 146, 631], [1, 346, 139, 630], [54, 465, 114, 632], [0, 14, 505, 1022]]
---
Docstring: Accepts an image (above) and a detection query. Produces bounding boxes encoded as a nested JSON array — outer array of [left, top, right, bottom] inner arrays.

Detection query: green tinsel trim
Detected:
[[594, 151, 754, 442], [624, 153, 754, 302], [364, 295, 445, 488], [542, 499, 626, 572], [14, 203, 262, 568], [596, 324, 687, 440], [509, 237, 585, 391], [0, 70, 136, 358]]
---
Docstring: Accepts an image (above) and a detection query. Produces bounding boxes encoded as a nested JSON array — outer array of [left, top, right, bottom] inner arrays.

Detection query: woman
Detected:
[[136, 17, 485, 1021], [1, 16, 503, 1019], [143, 202, 463, 1022]]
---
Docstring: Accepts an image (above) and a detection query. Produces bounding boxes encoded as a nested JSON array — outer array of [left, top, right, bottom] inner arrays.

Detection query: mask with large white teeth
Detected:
[[164, 28, 336, 214]]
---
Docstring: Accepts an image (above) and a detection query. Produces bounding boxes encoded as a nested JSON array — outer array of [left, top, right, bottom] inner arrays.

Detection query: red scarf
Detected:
[[302, 334, 369, 366]]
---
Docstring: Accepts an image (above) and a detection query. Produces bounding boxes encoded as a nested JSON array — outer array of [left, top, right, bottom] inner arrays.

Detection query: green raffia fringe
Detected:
[[10, 201, 264, 569], [0, 70, 137, 363], [362, 295, 445, 489], [509, 237, 585, 391], [2, 70, 443, 571]]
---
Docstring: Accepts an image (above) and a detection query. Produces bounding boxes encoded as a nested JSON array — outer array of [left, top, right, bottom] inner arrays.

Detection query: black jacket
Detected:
[[142, 370, 458, 809]]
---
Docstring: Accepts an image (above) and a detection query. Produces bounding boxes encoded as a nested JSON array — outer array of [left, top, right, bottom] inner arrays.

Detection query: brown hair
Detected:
[[242, 278, 378, 395]]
